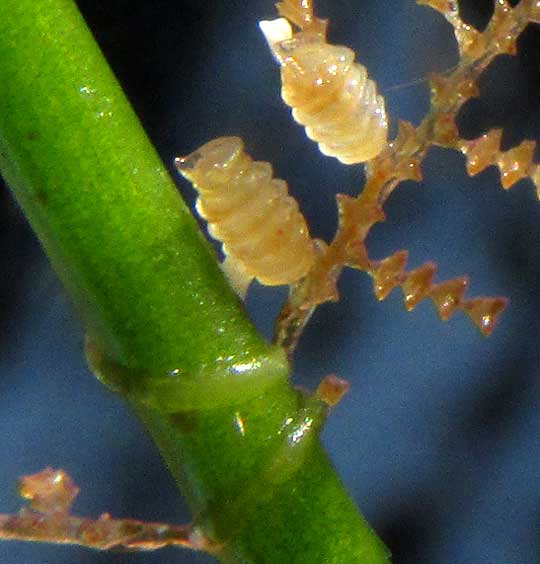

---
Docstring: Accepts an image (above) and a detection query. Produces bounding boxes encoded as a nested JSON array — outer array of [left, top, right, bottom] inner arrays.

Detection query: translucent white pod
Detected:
[[175, 137, 314, 290], [260, 18, 388, 164]]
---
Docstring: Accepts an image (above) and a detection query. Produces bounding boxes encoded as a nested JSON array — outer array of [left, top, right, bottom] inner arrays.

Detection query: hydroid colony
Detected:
[[178, 0, 540, 352]]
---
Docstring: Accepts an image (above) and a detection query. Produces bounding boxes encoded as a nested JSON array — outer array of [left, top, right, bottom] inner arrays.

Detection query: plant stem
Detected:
[[0, 0, 390, 562]]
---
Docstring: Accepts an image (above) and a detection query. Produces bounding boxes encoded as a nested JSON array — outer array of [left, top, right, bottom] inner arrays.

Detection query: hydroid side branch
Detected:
[[0, 1, 390, 563]]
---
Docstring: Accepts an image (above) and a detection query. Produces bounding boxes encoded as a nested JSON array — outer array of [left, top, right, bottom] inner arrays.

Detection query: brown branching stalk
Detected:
[[459, 129, 540, 192], [275, 0, 540, 352], [0, 468, 215, 554]]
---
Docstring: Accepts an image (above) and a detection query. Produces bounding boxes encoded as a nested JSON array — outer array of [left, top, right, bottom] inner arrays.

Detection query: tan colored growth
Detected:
[[260, 4, 388, 164], [370, 250, 507, 335], [0, 468, 215, 553], [460, 130, 540, 195], [272, 0, 540, 352], [277, 185, 508, 352], [176, 137, 314, 286]]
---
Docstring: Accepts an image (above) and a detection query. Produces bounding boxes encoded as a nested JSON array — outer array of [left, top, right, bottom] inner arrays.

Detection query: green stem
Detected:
[[0, 1, 389, 562]]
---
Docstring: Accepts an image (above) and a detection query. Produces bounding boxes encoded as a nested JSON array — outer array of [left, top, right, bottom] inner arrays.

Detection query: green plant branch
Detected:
[[0, 0, 389, 562]]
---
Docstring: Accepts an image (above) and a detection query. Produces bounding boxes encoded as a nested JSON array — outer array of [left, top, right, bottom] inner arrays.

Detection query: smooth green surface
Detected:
[[136, 391, 389, 564], [0, 0, 268, 373], [0, 0, 391, 562]]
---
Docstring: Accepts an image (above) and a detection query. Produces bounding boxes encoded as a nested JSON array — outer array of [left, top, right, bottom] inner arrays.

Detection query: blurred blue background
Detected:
[[1, 0, 540, 563]]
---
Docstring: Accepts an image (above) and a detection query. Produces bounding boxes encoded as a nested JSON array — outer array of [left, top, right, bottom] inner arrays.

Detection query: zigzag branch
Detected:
[[368, 250, 507, 336], [459, 129, 540, 196], [275, 188, 508, 351], [418, 0, 540, 60], [274, 0, 531, 351]]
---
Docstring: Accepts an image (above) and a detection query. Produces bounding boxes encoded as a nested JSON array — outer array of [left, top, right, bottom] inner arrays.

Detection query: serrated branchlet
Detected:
[[0, 468, 215, 554], [274, 0, 540, 351]]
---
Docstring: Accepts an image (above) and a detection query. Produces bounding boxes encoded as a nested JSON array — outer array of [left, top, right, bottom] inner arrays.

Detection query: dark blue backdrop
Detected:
[[1, 1, 540, 563]]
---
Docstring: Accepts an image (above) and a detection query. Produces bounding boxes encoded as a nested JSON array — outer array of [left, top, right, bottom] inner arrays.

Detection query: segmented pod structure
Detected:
[[260, 17, 388, 164], [175, 137, 314, 287]]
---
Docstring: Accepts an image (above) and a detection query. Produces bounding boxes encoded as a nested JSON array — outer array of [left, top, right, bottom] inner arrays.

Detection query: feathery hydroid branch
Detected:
[[0, 468, 212, 553], [274, 0, 538, 351]]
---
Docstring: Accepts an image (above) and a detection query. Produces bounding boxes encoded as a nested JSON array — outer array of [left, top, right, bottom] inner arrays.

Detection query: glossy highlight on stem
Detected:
[[86, 337, 290, 412]]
